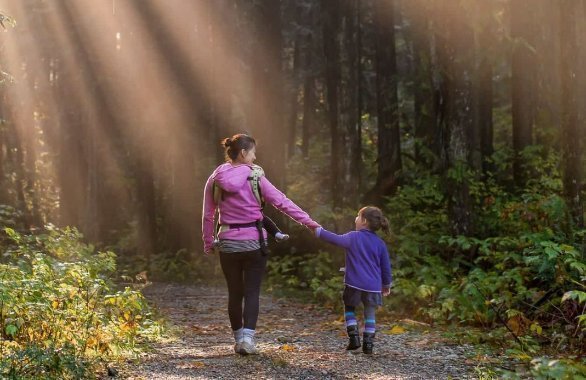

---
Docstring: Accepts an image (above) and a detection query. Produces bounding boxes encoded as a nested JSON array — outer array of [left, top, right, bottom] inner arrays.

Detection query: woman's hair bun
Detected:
[[221, 134, 256, 162]]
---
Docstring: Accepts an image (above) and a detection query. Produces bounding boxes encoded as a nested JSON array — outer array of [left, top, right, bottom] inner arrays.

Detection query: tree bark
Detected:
[[436, 1, 474, 236], [301, 17, 315, 159], [471, 0, 494, 174], [285, 3, 303, 161], [301, 76, 315, 159], [511, 0, 537, 187], [248, 0, 285, 187], [134, 0, 211, 252], [405, 0, 437, 165], [349, 0, 362, 196], [371, 0, 401, 202], [322, 0, 342, 207], [560, 0, 583, 228]]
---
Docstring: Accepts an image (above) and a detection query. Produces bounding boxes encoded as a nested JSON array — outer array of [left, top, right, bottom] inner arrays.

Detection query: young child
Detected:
[[315, 206, 392, 354]]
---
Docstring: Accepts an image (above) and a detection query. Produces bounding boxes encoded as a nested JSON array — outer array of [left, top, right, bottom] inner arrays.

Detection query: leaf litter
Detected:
[[122, 283, 478, 379]]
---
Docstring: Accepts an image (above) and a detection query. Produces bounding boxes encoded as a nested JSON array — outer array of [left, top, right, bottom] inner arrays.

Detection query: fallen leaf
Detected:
[[400, 318, 430, 327], [382, 325, 407, 335], [178, 361, 205, 369], [281, 344, 296, 352]]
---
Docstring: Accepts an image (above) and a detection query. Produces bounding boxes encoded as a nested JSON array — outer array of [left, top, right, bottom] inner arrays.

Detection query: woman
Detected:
[[202, 134, 320, 355]]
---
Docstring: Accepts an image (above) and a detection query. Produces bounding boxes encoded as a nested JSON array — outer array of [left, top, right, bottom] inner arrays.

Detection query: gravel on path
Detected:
[[124, 283, 478, 379]]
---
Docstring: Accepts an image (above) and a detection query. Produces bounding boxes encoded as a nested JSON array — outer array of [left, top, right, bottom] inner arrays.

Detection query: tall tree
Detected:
[[511, 0, 537, 187], [340, 0, 363, 202], [370, 0, 401, 202], [58, 0, 126, 243], [322, 0, 342, 207], [301, 3, 317, 159], [284, 2, 302, 161], [135, 0, 210, 252], [471, 0, 495, 174], [249, 0, 286, 187], [349, 0, 363, 198], [301, 58, 315, 159], [405, 0, 438, 166], [436, 0, 474, 236], [559, 0, 583, 228]]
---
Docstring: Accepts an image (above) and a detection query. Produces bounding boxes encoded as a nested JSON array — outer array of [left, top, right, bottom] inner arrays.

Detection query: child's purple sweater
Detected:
[[317, 228, 392, 292]]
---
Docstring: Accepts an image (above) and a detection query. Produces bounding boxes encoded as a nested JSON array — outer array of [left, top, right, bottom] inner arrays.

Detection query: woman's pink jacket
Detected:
[[202, 163, 320, 253]]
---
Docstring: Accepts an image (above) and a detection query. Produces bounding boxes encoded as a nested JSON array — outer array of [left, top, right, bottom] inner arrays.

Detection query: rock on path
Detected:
[[125, 283, 476, 379]]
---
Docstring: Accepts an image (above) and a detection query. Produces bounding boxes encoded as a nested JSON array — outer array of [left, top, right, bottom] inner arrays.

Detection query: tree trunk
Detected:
[[559, 0, 583, 228], [472, 0, 494, 174], [301, 76, 315, 159], [353, 0, 363, 194], [437, 1, 474, 236], [10, 131, 30, 229], [349, 0, 361, 196], [286, 4, 303, 161], [58, 0, 126, 242], [371, 0, 401, 202], [209, 0, 237, 165], [249, 0, 285, 188], [136, 145, 157, 260], [339, 0, 351, 203], [511, 0, 537, 187], [0, 99, 7, 205], [322, 0, 342, 208], [405, 0, 437, 166], [301, 26, 315, 159], [135, 0, 211, 252]]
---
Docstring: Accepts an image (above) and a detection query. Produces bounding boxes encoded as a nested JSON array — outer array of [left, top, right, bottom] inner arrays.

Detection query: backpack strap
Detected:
[[212, 165, 265, 246], [248, 165, 265, 210], [212, 181, 223, 204], [211, 181, 223, 244]]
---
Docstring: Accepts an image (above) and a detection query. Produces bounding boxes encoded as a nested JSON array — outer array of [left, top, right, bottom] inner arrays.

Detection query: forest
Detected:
[[0, 0, 585, 378]]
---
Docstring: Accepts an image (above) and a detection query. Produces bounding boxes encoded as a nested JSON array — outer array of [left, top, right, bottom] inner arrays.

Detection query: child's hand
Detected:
[[382, 287, 391, 296]]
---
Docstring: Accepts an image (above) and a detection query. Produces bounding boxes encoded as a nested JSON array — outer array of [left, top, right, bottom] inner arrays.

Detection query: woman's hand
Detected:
[[382, 287, 391, 296]]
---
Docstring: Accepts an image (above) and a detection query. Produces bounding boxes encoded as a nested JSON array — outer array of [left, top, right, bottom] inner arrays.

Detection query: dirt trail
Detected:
[[125, 283, 476, 379]]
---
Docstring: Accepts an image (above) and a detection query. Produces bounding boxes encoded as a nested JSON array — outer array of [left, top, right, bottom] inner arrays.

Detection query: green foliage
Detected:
[[374, 146, 584, 373], [0, 205, 20, 228], [275, 137, 584, 377], [117, 248, 224, 284], [500, 357, 586, 380], [266, 251, 344, 307], [0, 226, 162, 379]]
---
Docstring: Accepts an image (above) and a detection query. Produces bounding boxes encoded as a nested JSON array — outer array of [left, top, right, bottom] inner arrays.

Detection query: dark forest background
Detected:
[[0, 0, 585, 376]]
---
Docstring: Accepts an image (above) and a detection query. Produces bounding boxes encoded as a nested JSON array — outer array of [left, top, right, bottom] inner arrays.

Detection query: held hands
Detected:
[[311, 226, 322, 237]]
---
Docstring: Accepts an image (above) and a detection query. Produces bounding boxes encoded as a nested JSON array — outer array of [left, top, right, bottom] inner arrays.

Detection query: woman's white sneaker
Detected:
[[238, 341, 259, 355]]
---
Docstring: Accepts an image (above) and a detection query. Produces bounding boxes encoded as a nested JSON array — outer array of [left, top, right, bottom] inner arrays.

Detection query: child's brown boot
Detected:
[[346, 325, 361, 350], [362, 332, 375, 354]]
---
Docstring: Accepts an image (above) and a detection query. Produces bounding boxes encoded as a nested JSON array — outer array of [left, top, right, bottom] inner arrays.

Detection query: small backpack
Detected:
[[212, 164, 265, 209], [212, 165, 266, 246]]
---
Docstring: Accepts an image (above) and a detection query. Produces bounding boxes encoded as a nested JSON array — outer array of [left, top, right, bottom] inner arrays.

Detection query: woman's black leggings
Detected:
[[219, 250, 267, 330]]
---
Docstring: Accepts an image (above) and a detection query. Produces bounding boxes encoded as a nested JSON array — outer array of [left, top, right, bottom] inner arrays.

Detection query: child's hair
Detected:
[[359, 206, 390, 234], [221, 134, 256, 162]]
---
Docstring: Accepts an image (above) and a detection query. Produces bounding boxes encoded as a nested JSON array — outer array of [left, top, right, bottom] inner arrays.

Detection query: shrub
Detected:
[[0, 226, 162, 379]]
